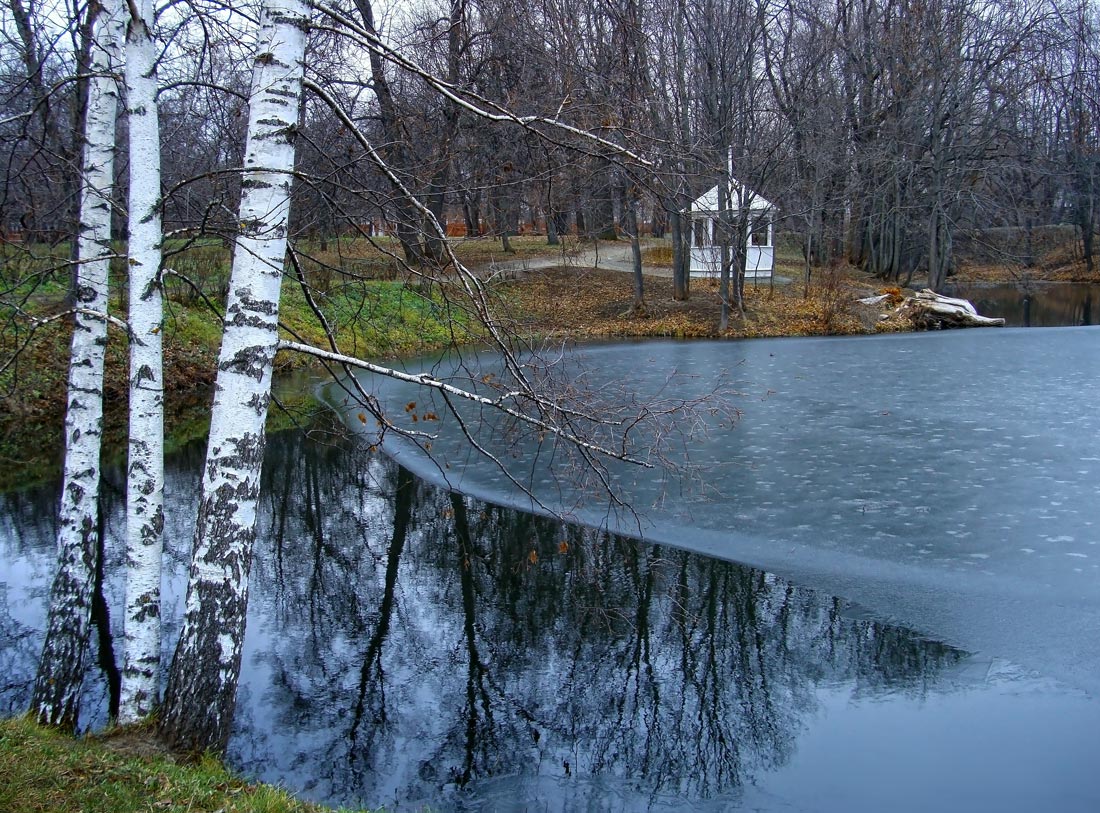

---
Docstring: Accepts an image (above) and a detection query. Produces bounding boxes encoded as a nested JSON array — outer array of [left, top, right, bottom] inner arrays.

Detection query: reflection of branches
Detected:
[[0, 583, 39, 714], [450, 491, 494, 787], [206, 436, 967, 807], [348, 466, 415, 756], [593, 545, 661, 779]]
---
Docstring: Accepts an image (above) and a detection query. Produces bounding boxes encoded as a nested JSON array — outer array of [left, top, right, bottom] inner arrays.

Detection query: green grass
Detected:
[[0, 236, 526, 488], [0, 716, 370, 813], [277, 278, 478, 361], [0, 241, 72, 297], [0, 229, 599, 488]]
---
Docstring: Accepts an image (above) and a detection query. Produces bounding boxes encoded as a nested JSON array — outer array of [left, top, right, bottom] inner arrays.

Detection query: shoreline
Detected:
[[2, 250, 1087, 489]]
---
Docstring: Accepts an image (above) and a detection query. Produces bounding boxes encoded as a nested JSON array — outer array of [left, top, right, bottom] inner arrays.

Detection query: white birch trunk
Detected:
[[31, 0, 124, 730], [119, 0, 164, 724], [160, 0, 308, 753]]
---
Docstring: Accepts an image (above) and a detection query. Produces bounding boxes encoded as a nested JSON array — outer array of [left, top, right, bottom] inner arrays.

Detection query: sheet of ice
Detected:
[[351, 327, 1100, 695]]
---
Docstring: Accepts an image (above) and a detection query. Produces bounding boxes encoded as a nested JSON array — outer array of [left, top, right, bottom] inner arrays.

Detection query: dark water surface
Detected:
[[946, 281, 1100, 327], [3, 329, 1100, 811]]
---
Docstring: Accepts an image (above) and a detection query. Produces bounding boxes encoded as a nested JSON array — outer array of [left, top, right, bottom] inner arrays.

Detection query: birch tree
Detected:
[[30, 0, 124, 729], [159, 0, 310, 753], [119, 0, 165, 724]]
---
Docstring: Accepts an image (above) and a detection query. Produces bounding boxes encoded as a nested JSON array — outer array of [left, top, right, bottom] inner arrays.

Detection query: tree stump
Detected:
[[883, 289, 1005, 329]]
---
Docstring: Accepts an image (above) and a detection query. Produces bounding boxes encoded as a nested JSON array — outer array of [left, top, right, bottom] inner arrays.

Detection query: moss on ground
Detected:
[[0, 716, 368, 813]]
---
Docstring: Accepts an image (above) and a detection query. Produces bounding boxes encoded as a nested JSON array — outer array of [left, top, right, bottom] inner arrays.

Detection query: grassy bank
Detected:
[[0, 716, 365, 813], [0, 236, 499, 489]]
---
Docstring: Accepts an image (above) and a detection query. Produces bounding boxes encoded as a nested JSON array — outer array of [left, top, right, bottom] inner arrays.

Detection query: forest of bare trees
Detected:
[[2, 0, 1096, 289], [0, 0, 1097, 756]]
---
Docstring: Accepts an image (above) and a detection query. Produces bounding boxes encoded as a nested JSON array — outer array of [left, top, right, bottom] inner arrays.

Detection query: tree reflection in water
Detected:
[[232, 426, 963, 810], [0, 425, 964, 808]]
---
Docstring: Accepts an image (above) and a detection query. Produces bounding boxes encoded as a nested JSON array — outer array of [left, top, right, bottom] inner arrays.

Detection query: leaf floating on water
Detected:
[[357, 412, 366, 423], [528, 549, 539, 565], [558, 540, 569, 554]]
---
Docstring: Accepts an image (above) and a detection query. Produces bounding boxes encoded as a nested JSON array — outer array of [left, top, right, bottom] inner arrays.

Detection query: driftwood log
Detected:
[[882, 289, 1005, 329]]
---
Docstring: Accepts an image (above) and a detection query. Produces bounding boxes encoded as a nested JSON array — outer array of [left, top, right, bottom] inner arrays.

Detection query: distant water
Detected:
[[946, 281, 1100, 327]]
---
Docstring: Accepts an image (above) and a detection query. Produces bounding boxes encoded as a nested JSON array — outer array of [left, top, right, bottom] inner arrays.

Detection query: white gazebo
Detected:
[[688, 181, 775, 279]]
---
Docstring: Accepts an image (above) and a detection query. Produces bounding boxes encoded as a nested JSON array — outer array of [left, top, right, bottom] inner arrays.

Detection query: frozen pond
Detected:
[[2, 327, 1100, 811]]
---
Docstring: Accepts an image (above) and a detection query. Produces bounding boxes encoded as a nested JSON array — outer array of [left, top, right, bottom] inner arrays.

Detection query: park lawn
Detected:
[[0, 716, 367, 813]]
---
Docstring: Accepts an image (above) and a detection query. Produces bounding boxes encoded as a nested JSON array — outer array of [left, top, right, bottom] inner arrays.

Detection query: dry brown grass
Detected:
[[500, 265, 879, 341], [640, 244, 674, 266], [953, 235, 1100, 284]]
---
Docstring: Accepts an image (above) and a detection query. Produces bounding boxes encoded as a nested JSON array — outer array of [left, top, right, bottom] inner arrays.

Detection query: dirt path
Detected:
[[476, 241, 673, 278], [474, 241, 797, 286]]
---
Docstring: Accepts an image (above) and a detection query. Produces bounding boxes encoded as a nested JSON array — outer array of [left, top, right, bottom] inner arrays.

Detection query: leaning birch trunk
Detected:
[[159, 0, 308, 754], [30, 0, 123, 730], [119, 0, 164, 724]]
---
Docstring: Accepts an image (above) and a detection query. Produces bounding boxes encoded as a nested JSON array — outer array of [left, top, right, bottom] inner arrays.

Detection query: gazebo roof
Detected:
[[690, 181, 774, 214]]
